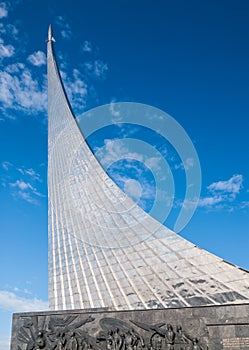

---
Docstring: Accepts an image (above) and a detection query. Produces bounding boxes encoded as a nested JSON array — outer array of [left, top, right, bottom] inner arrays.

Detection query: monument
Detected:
[[11, 26, 249, 350]]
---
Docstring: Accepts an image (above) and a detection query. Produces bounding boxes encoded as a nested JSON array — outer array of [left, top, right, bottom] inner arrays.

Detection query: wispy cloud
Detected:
[[10, 179, 45, 204], [197, 195, 223, 208], [0, 2, 8, 19], [61, 68, 88, 113], [96, 138, 168, 177], [123, 179, 142, 202], [240, 201, 249, 209], [198, 174, 243, 209], [0, 290, 48, 312], [84, 59, 108, 79], [0, 38, 14, 58], [174, 157, 194, 171], [82, 40, 92, 52], [55, 15, 72, 40], [178, 174, 246, 211], [0, 64, 47, 117], [10, 179, 34, 191], [1, 162, 45, 205], [95, 139, 143, 167], [145, 157, 161, 171], [93, 139, 171, 211], [109, 100, 121, 120], [0, 6, 46, 119], [12, 286, 32, 295], [17, 167, 42, 181], [1, 160, 12, 170], [0, 23, 18, 40], [0, 287, 48, 350], [0, 11, 107, 120], [0, 6, 46, 118], [27, 50, 46, 67], [207, 174, 243, 197]]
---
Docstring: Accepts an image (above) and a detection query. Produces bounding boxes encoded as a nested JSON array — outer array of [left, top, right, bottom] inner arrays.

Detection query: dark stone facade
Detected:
[[11, 303, 249, 350]]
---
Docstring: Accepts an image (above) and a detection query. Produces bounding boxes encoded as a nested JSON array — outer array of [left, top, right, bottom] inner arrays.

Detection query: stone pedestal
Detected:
[[11, 303, 249, 350]]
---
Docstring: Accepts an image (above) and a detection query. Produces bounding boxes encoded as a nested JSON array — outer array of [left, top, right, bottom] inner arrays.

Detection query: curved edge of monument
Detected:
[[11, 303, 249, 350]]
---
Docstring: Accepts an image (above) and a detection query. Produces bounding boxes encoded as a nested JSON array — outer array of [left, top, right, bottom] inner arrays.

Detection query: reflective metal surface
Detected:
[[47, 26, 249, 311]]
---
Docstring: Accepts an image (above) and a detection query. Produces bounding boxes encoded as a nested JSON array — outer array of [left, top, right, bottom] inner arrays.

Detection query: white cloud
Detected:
[[2, 160, 12, 170], [96, 139, 166, 180], [0, 2, 8, 19], [198, 195, 223, 208], [174, 157, 194, 171], [139, 180, 157, 200], [0, 64, 47, 117], [62, 68, 88, 112], [0, 289, 47, 350], [208, 174, 243, 195], [61, 29, 72, 39], [185, 157, 194, 169], [15, 190, 39, 204], [0, 290, 48, 312], [0, 335, 11, 350], [124, 179, 142, 202], [93, 60, 108, 78], [10, 179, 34, 191], [22, 167, 41, 181], [240, 201, 249, 209], [56, 15, 72, 40], [0, 23, 18, 37], [109, 101, 120, 118], [27, 50, 46, 67], [10, 179, 45, 204], [12, 286, 32, 295], [145, 157, 161, 171], [0, 18, 100, 119], [108, 166, 157, 208], [82, 40, 92, 52], [198, 174, 244, 209], [1, 163, 45, 204], [96, 139, 144, 168], [6, 23, 18, 37], [5, 62, 24, 73], [0, 38, 14, 58], [84, 59, 108, 79]]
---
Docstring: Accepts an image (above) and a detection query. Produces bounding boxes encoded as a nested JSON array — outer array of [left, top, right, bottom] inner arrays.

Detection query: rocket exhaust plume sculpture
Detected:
[[47, 25, 249, 311]]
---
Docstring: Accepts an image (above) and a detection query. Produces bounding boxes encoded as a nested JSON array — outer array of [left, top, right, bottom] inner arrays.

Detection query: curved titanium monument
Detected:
[[47, 26, 249, 311]]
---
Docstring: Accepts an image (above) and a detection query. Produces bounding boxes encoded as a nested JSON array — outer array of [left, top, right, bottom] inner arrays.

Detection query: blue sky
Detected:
[[0, 0, 249, 349]]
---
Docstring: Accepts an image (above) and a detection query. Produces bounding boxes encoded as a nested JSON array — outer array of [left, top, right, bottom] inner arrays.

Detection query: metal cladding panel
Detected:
[[47, 29, 249, 311]]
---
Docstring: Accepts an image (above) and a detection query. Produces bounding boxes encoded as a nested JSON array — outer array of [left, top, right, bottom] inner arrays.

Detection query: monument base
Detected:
[[11, 303, 249, 350]]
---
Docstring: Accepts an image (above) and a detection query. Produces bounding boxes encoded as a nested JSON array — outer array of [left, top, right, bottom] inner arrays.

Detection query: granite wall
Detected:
[[11, 303, 249, 350]]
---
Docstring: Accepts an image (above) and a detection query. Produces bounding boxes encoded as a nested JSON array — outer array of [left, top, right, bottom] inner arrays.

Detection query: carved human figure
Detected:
[[124, 330, 135, 350], [150, 333, 163, 350], [79, 337, 88, 350], [67, 331, 78, 350], [54, 331, 67, 350], [130, 329, 144, 350], [165, 324, 175, 350], [176, 325, 191, 349], [26, 330, 46, 350], [113, 328, 123, 350], [192, 338, 202, 350], [107, 330, 114, 350], [36, 331, 46, 349]]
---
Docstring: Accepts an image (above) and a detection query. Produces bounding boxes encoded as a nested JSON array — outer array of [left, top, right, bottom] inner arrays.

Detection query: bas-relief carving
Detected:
[[16, 315, 208, 350], [17, 314, 95, 350]]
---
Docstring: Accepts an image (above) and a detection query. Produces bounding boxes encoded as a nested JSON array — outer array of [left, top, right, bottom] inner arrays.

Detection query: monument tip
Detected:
[[47, 24, 55, 42]]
